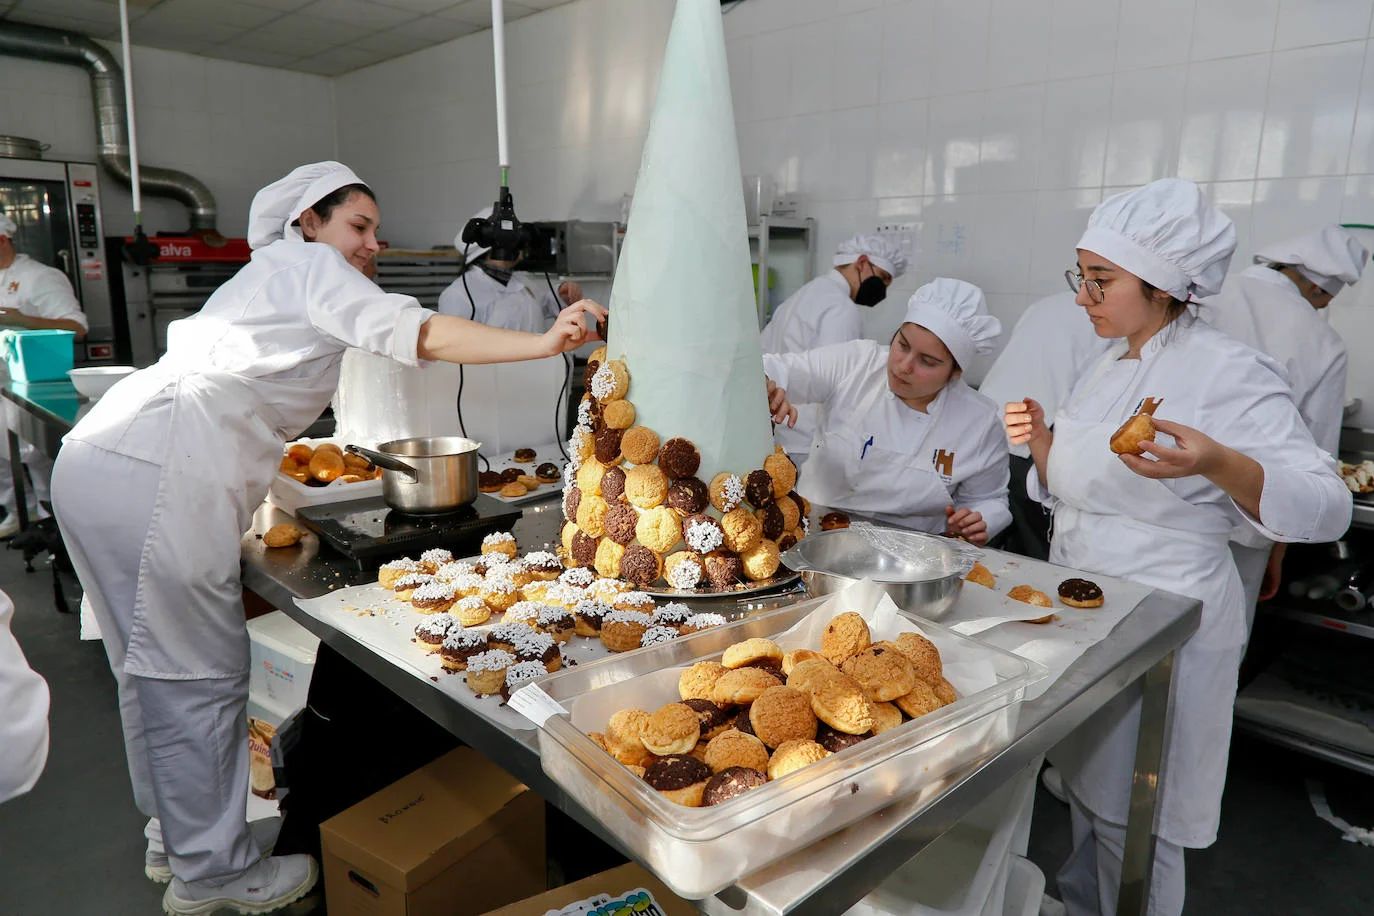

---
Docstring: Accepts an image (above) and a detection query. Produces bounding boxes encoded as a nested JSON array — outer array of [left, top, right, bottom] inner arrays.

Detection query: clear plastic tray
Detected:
[[527, 585, 1047, 899], [267, 436, 383, 514]]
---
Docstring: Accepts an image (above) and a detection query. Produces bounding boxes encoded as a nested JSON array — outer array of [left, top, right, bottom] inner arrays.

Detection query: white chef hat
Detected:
[[1253, 225, 1369, 296], [1077, 178, 1236, 301], [0, 212, 15, 238], [903, 277, 1001, 370], [455, 207, 492, 265], [833, 234, 909, 279], [247, 161, 368, 250]]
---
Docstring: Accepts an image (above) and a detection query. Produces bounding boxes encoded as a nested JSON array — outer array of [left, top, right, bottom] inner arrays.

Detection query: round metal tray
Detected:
[[641, 571, 801, 600]]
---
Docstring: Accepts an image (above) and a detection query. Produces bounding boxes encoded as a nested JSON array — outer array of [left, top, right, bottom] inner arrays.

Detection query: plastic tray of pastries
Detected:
[[523, 585, 1045, 899]]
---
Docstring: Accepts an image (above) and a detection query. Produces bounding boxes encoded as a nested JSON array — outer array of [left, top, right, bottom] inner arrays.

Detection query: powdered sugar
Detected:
[[559, 567, 596, 588], [652, 602, 694, 626], [450, 573, 484, 593], [505, 660, 548, 689], [604, 609, 653, 627], [537, 606, 573, 628], [421, 548, 453, 567], [616, 591, 655, 611], [684, 612, 726, 630], [524, 550, 560, 570], [393, 573, 434, 592], [490, 622, 536, 644], [590, 364, 615, 400], [483, 531, 516, 546], [504, 601, 543, 624], [665, 557, 703, 590], [511, 629, 556, 658], [412, 580, 457, 603], [415, 614, 456, 640], [544, 583, 588, 607], [381, 558, 421, 574], [454, 595, 487, 615], [442, 628, 488, 651], [435, 561, 476, 581], [719, 474, 745, 512], [573, 599, 612, 622]]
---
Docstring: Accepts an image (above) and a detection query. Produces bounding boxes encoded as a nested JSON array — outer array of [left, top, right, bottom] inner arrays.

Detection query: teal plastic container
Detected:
[[0, 329, 76, 383]]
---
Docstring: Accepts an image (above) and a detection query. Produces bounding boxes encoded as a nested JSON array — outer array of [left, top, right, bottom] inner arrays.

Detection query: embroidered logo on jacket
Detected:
[[5, 281, 17, 294], [932, 448, 955, 478]]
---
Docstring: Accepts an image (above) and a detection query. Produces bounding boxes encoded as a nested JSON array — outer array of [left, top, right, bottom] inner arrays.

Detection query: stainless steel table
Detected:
[[243, 496, 1199, 916]]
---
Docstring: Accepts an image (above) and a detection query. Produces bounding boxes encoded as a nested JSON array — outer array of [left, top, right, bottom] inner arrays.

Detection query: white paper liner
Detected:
[[294, 580, 621, 731], [535, 578, 1037, 898], [941, 550, 1157, 701]]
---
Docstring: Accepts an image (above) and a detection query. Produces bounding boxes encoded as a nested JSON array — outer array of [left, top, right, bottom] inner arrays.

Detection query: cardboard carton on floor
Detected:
[[486, 861, 695, 916], [321, 747, 546, 916]]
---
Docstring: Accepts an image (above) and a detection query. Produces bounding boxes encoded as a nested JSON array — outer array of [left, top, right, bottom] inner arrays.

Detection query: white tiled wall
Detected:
[[0, 44, 335, 237]]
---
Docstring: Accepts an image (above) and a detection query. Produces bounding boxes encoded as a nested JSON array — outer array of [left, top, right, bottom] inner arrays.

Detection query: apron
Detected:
[[799, 381, 954, 533], [127, 361, 336, 680], [1045, 406, 1247, 848]]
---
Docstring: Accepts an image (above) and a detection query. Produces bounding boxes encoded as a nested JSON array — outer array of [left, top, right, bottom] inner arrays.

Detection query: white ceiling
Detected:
[[0, 0, 575, 76]]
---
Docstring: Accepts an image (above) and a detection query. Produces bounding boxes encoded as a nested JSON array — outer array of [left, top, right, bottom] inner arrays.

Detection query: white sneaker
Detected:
[[145, 817, 280, 884], [145, 818, 172, 884], [0, 515, 19, 540], [1041, 766, 1068, 804], [162, 855, 317, 916]]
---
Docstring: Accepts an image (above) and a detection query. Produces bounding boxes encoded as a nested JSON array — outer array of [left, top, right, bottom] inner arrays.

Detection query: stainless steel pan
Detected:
[[346, 436, 481, 514]]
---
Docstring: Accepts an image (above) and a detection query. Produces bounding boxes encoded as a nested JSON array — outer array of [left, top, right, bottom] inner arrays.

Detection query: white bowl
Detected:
[[67, 366, 136, 399]]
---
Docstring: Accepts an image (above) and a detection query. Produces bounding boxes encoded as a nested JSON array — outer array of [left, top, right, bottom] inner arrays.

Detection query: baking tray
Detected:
[[641, 571, 800, 599], [482, 443, 567, 506], [517, 582, 1046, 898]]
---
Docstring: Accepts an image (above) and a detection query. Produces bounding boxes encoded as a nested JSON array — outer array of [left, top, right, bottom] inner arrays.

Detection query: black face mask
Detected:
[[854, 266, 887, 307]]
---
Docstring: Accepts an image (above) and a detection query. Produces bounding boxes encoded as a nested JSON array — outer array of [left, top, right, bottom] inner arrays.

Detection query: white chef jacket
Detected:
[[0, 253, 87, 330], [1031, 315, 1349, 847], [0, 588, 49, 802], [1202, 265, 1345, 457], [977, 292, 1110, 459], [760, 270, 862, 460], [437, 266, 560, 333], [763, 340, 1011, 537], [66, 239, 431, 678]]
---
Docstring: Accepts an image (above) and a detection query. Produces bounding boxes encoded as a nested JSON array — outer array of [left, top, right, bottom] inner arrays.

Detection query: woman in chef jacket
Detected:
[[1003, 179, 1351, 916], [48, 162, 603, 915], [764, 278, 1010, 544]]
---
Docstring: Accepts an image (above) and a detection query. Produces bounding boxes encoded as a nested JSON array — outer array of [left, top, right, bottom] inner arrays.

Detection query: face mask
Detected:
[[481, 263, 513, 286], [854, 265, 887, 307]]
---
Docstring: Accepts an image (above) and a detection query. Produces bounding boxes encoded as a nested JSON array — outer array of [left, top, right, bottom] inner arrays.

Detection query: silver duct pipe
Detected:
[[0, 22, 218, 232]]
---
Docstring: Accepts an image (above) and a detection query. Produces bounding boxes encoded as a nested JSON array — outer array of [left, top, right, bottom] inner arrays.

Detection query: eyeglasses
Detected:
[[1065, 269, 1105, 304]]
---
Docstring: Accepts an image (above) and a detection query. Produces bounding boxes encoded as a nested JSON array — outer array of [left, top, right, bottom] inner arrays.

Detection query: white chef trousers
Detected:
[[1057, 788, 1185, 916], [51, 440, 260, 884], [1229, 541, 1270, 639], [0, 447, 52, 519]]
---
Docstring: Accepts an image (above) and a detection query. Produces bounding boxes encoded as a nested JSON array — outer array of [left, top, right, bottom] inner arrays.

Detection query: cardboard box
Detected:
[[322, 748, 546, 916], [486, 862, 695, 916]]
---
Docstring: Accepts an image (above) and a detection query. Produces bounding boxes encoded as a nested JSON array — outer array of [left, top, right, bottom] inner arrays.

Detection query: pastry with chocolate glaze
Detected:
[[563, 484, 582, 523], [703, 551, 745, 589], [600, 465, 627, 503], [658, 437, 702, 479], [1058, 577, 1105, 608], [666, 476, 709, 515], [820, 511, 850, 531], [478, 470, 503, 493], [744, 469, 775, 508], [702, 766, 768, 806], [619, 543, 663, 587], [756, 503, 785, 541], [601, 502, 637, 546], [644, 754, 712, 807], [594, 426, 625, 465], [513, 447, 536, 463], [571, 530, 600, 567], [535, 462, 561, 482]]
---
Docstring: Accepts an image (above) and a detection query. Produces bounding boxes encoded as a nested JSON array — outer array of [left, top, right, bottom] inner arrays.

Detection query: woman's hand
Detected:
[[1118, 418, 1222, 479], [945, 505, 988, 546], [1260, 542, 1287, 602], [766, 377, 797, 427], [542, 299, 607, 356], [1004, 398, 1049, 447]]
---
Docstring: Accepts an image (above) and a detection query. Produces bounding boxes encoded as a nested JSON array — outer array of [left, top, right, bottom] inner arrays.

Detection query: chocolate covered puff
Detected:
[[682, 698, 734, 741], [572, 598, 613, 637], [702, 766, 768, 805], [682, 514, 726, 555], [666, 476, 709, 515], [744, 469, 775, 508], [603, 502, 639, 545], [562, 483, 582, 523], [600, 465, 628, 503], [619, 544, 663, 587], [658, 437, 702, 479], [571, 530, 600, 568], [594, 426, 625, 466], [703, 551, 745, 589], [644, 755, 711, 807], [663, 551, 705, 590], [439, 628, 488, 671], [755, 503, 786, 541]]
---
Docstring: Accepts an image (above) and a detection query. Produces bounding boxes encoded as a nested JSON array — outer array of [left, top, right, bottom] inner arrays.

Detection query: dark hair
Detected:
[[294, 183, 376, 238], [1138, 279, 1189, 322]]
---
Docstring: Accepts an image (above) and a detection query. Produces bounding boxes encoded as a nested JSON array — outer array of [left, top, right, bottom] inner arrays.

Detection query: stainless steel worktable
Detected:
[[243, 494, 1200, 916]]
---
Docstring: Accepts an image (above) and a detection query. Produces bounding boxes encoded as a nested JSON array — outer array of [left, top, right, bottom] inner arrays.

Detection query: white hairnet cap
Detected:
[[903, 277, 1001, 370], [1077, 178, 1236, 300], [1253, 225, 1369, 295], [833, 234, 909, 279], [455, 207, 492, 265], [0, 212, 15, 237], [247, 161, 367, 250]]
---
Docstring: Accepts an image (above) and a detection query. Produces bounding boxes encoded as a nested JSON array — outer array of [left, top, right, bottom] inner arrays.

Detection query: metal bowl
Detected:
[[780, 527, 977, 619]]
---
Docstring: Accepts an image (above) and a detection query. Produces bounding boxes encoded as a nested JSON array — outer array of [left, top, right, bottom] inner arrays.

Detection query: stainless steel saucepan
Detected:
[[779, 526, 979, 619], [346, 436, 482, 514]]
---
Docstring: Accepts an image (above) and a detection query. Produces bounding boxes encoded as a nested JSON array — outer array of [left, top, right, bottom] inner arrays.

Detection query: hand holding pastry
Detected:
[[944, 506, 988, 546], [1118, 417, 1219, 480], [557, 280, 584, 306], [765, 377, 797, 428], [542, 299, 608, 355], [1004, 398, 1048, 447]]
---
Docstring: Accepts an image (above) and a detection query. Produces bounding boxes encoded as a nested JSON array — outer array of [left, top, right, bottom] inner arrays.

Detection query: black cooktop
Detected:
[[296, 494, 522, 565]]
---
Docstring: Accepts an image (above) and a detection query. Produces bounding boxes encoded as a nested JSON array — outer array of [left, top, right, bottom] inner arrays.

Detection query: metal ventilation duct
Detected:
[[0, 22, 218, 232]]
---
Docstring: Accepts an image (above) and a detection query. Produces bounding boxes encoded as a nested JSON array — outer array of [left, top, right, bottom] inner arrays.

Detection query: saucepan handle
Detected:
[[346, 444, 418, 482]]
